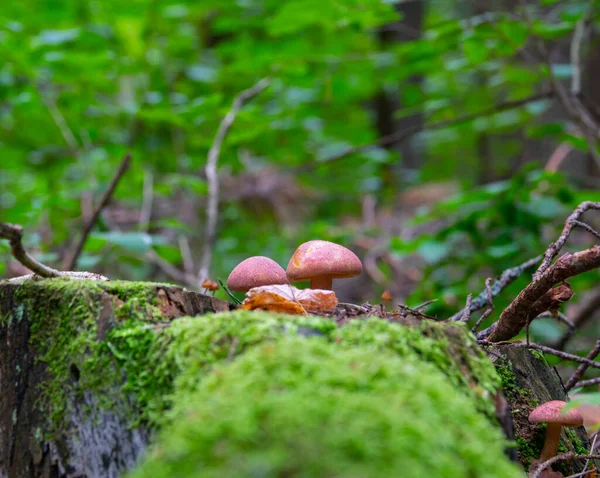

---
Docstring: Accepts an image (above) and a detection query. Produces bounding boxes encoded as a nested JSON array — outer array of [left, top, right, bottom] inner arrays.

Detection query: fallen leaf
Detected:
[[241, 285, 338, 315]]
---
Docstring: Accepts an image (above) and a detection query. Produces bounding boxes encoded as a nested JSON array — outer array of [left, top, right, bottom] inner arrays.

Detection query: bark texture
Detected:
[[0, 279, 231, 478]]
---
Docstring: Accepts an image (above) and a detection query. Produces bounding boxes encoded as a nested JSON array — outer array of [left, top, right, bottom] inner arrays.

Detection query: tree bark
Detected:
[[0, 279, 231, 478]]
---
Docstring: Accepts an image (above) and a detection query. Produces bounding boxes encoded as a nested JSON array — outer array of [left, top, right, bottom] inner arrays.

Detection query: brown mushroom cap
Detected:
[[528, 400, 584, 426], [227, 256, 289, 292], [286, 240, 362, 282]]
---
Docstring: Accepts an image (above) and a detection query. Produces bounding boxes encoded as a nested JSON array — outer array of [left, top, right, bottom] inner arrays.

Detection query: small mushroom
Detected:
[[227, 256, 289, 292], [286, 240, 362, 290], [201, 279, 219, 296], [529, 400, 584, 463]]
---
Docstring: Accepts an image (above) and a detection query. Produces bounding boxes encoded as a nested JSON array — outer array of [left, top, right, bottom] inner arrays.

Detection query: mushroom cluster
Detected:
[[226, 240, 362, 295]]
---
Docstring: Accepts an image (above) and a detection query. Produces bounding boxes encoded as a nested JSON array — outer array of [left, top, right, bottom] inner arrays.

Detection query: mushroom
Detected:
[[286, 240, 362, 290], [227, 256, 289, 292], [528, 400, 584, 463]]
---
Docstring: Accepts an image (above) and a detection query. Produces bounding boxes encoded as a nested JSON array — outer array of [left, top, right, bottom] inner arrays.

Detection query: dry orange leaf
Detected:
[[241, 285, 338, 315]]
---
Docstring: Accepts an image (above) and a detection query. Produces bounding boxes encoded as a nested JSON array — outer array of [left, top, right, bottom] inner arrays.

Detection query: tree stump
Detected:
[[0, 279, 231, 478]]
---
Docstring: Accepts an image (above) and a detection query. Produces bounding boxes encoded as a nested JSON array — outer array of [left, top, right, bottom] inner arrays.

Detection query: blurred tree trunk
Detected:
[[374, 0, 425, 195]]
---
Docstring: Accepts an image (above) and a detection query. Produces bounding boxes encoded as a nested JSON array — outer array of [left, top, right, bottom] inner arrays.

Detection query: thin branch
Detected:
[[488, 246, 600, 342], [0, 222, 62, 277], [574, 377, 600, 389], [571, 0, 594, 96], [565, 338, 600, 391], [448, 255, 541, 321], [472, 278, 494, 333], [459, 294, 473, 323], [38, 90, 80, 153], [62, 153, 132, 270], [197, 78, 270, 286], [537, 311, 575, 329], [297, 91, 554, 172], [139, 169, 154, 233], [534, 202, 600, 280], [178, 235, 194, 278], [531, 452, 600, 478], [530, 453, 575, 478], [573, 220, 600, 242], [146, 249, 196, 287], [554, 290, 600, 350], [479, 340, 600, 370]]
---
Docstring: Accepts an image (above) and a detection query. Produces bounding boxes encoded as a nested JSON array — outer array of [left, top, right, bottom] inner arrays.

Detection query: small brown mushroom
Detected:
[[227, 256, 289, 292], [529, 400, 584, 463], [286, 240, 362, 290], [201, 279, 219, 296]]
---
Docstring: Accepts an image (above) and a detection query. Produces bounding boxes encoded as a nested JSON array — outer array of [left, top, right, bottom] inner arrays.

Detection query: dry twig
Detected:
[[554, 291, 600, 350], [448, 255, 541, 321], [529, 452, 600, 478], [63, 152, 132, 270], [479, 340, 600, 370], [535, 202, 600, 280], [488, 246, 600, 342], [565, 338, 600, 391], [460, 294, 473, 323], [197, 78, 270, 286], [0, 222, 62, 278], [471, 278, 494, 333]]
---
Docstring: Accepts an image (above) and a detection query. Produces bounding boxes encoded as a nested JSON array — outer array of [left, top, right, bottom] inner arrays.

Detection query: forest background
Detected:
[[1, 0, 600, 372]]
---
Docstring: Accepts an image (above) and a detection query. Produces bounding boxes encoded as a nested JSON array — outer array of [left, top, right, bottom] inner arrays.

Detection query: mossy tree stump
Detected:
[[0, 278, 590, 477], [0, 279, 231, 478]]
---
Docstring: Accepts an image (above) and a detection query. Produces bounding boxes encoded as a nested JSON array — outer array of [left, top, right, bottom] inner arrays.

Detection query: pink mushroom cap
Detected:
[[227, 256, 289, 292], [528, 400, 583, 426], [286, 240, 362, 284]]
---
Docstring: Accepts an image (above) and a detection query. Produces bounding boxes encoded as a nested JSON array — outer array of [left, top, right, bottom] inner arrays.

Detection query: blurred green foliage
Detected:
[[1, 0, 599, 325]]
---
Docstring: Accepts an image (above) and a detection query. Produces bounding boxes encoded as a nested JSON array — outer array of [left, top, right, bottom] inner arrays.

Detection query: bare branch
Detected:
[[534, 202, 600, 280], [38, 89, 80, 153], [472, 278, 494, 333], [297, 91, 554, 172], [488, 246, 600, 342], [573, 220, 600, 242], [146, 249, 196, 287], [197, 78, 270, 286], [571, 0, 594, 96], [139, 169, 154, 233], [63, 153, 132, 270], [479, 340, 600, 370], [565, 338, 600, 392], [448, 255, 541, 321], [573, 377, 600, 389], [554, 290, 600, 350], [459, 294, 473, 323], [0, 222, 62, 277], [531, 453, 600, 478]]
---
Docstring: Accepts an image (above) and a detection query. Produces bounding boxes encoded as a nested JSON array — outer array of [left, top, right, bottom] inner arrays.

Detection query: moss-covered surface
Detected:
[[1, 279, 521, 477], [129, 338, 522, 478]]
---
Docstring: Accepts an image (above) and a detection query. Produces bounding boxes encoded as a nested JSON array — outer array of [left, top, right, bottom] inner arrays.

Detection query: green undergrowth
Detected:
[[1, 279, 517, 476], [129, 338, 523, 478]]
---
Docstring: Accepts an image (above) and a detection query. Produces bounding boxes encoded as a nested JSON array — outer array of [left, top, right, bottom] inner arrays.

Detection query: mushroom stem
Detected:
[[538, 423, 563, 462], [310, 276, 333, 290]]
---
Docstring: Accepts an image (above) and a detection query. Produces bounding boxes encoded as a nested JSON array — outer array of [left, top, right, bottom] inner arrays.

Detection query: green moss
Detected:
[[530, 349, 549, 367], [3, 280, 517, 476], [8, 279, 168, 433], [129, 338, 523, 478]]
